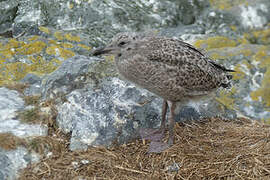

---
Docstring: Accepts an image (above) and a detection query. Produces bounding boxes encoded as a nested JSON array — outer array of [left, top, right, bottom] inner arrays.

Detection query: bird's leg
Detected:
[[148, 101, 176, 153], [159, 100, 168, 133], [139, 100, 168, 141], [167, 101, 176, 145]]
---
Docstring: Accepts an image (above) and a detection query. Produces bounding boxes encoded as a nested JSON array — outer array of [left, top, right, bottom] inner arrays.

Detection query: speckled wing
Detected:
[[139, 38, 228, 93]]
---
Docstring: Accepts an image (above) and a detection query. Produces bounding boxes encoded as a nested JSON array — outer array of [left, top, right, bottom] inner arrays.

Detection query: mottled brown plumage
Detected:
[[93, 32, 234, 153]]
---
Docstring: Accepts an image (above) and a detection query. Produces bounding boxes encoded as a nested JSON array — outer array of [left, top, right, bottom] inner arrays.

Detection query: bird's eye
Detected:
[[118, 41, 126, 46]]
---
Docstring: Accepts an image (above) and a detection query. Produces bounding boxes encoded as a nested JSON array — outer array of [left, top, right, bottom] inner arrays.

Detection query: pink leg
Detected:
[[148, 101, 176, 153], [139, 100, 168, 141]]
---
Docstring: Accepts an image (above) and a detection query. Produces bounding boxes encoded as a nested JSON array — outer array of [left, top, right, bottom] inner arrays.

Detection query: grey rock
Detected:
[[57, 77, 162, 150], [21, 73, 41, 85], [11, 0, 210, 44], [0, 147, 39, 180], [232, 0, 270, 29], [0, 1, 18, 34], [41, 55, 103, 100], [0, 87, 47, 137], [21, 73, 42, 96]]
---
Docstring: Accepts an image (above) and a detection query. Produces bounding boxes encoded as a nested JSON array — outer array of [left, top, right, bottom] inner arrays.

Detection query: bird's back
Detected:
[[115, 36, 233, 101]]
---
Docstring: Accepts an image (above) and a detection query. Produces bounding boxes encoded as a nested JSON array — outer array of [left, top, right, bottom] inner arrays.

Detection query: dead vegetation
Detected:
[[3, 82, 29, 94], [19, 117, 270, 180], [0, 133, 27, 150]]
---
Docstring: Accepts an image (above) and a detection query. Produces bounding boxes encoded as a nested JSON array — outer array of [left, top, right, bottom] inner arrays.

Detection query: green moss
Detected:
[[194, 36, 238, 50]]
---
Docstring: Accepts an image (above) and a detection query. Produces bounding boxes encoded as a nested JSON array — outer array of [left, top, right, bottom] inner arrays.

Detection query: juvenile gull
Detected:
[[93, 32, 234, 153]]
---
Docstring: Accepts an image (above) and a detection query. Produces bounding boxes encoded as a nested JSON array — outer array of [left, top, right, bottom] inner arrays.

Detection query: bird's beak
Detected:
[[92, 46, 114, 56]]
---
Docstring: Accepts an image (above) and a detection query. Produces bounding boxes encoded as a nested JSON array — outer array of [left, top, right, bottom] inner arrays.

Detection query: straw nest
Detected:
[[19, 117, 270, 179]]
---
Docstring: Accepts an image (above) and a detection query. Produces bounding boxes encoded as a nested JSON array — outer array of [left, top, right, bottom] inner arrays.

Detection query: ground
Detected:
[[19, 117, 270, 179]]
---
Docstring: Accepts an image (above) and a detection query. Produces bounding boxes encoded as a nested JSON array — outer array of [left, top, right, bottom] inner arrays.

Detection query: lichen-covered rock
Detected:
[[12, 0, 210, 43], [41, 55, 105, 100]]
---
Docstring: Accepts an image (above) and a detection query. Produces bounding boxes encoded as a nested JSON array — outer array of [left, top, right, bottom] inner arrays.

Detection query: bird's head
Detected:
[[92, 32, 141, 56]]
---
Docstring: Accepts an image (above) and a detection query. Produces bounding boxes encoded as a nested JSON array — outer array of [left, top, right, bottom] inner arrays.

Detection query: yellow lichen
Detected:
[[0, 39, 26, 59], [0, 37, 65, 85], [69, 2, 74, 9], [250, 68, 270, 107], [239, 49, 253, 57], [194, 36, 237, 50], [39, 26, 50, 34], [237, 37, 249, 45], [77, 44, 92, 51], [28, 56, 61, 74], [210, 52, 226, 60], [46, 45, 61, 56], [64, 33, 81, 42], [232, 64, 246, 80], [49, 39, 58, 45], [0, 62, 28, 82], [209, 0, 248, 10], [54, 32, 64, 41], [8, 38, 22, 48], [16, 41, 47, 55], [230, 25, 237, 31], [253, 46, 268, 61], [216, 87, 236, 110], [28, 36, 40, 41], [61, 43, 74, 49], [46, 45, 75, 59], [252, 28, 270, 44], [258, 56, 270, 68], [59, 48, 75, 59]]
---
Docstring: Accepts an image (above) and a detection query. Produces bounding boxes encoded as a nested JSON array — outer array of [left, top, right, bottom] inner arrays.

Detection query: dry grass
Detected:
[[24, 95, 41, 106], [3, 82, 29, 94], [0, 133, 27, 150], [19, 117, 270, 180]]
